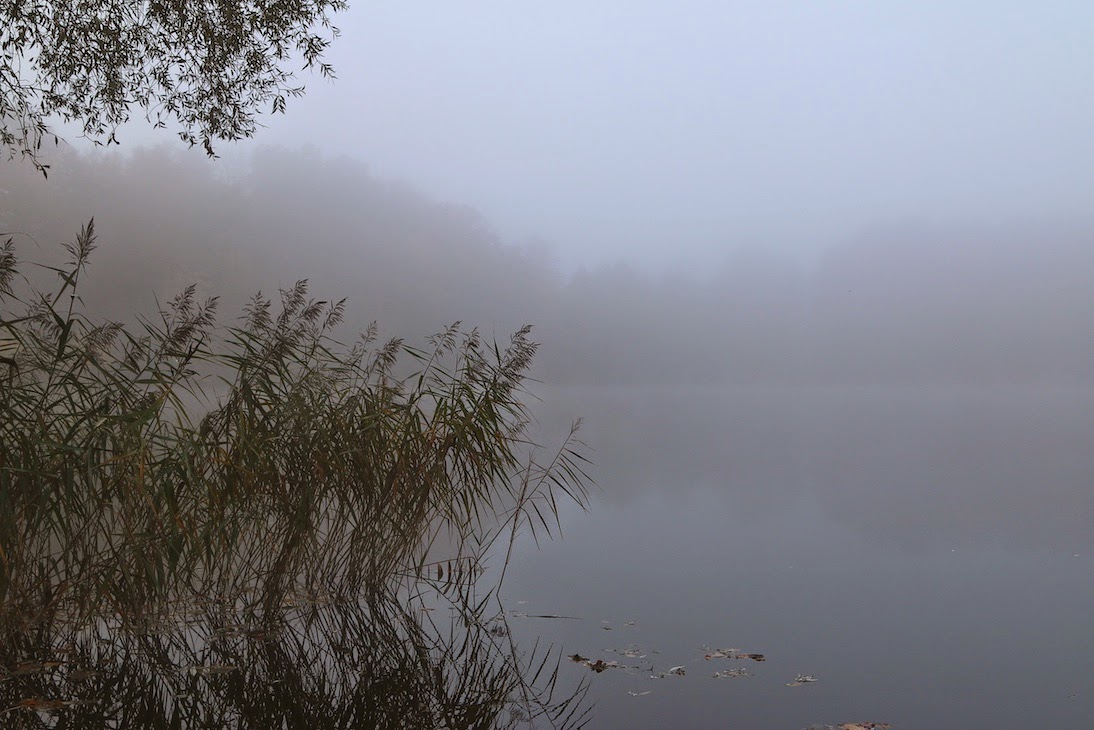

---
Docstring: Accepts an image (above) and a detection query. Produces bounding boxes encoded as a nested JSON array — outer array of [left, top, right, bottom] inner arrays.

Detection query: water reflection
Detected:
[[533, 385, 1094, 550], [0, 589, 589, 729], [508, 385, 1094, 728]]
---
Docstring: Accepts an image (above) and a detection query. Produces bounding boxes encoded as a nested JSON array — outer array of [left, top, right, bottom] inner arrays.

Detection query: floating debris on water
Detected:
[[509, 612, 580, 620], [705, 648, 766, 662], [608, 646, 646, 659], [704, 648, 738, 659], [713, 668, 750, 679], [568, 654, 623, 673], [591, 660, 621, 672], [787, 674, 819, 687]]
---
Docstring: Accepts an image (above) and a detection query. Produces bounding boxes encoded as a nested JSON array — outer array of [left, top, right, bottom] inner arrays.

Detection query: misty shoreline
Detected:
[[4, 145, 1092, 390]]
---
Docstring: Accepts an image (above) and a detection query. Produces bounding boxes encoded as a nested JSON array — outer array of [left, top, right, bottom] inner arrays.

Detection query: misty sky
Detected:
[[240, 1, 1094, 271], [48, 2, 1094, 272]]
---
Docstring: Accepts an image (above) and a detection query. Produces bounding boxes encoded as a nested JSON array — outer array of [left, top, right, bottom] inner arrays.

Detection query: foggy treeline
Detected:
[[4, 145, 1092, 389]]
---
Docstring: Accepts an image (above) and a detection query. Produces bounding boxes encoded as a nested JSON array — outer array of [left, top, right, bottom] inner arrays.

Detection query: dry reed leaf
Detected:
[[187, 664, 237, 676]]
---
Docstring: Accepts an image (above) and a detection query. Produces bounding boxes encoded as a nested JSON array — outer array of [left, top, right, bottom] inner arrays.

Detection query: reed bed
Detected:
[[0, 221, 590, 626]]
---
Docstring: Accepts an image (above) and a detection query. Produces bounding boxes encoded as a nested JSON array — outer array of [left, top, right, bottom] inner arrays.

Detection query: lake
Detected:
[[2, 384, 1089, 728], [501, 385, 1094, 728]]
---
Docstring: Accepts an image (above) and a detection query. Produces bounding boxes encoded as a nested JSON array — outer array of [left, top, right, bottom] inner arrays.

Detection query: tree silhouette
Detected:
[[1, 0, 347, 172]]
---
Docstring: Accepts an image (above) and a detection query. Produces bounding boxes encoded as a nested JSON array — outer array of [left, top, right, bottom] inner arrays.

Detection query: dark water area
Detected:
[[504, 386, 1094, 728]]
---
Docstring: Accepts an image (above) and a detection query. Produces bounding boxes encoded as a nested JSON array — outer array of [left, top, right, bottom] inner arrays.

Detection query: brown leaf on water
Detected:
[[704, 648, 765, 661], [704, 648, 738, 659], [586, 659, 621, 673], [713, 668, 750, 679], [568, 654, 621, 673]]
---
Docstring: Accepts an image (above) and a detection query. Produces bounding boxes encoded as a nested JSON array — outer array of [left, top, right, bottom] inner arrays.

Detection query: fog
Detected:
[[37, 3, 1094, 275], [5, 144, 1092, 552], [16, 3, 1093, 394], [223, 1, 1094, 272], [4, 145, 1093, 390], [7, 6, 1094, 725]]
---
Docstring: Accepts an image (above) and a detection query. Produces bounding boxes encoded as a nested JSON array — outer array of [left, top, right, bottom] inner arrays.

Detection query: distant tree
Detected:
[[1, 0, 347, 172]]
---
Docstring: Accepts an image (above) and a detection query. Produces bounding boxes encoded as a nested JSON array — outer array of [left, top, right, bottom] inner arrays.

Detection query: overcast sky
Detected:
[[91, 1, 1094, 271]]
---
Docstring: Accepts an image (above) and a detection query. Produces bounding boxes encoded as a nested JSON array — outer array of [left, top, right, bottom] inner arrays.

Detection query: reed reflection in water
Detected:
[[0, 585, 590, 729]]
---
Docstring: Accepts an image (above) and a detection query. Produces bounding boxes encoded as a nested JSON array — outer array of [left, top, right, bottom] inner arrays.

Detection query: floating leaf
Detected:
[[788, 674, 819, 686], [704, 648, 738, 659], [713, 668, 750, 679], [569, 655, 622, 673], [704, 649, 765, 661], [588, 660, 621, 673]]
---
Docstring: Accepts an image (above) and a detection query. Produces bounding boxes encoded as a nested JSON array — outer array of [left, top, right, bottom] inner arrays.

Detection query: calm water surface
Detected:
[[504, 386, 1094, 728]]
